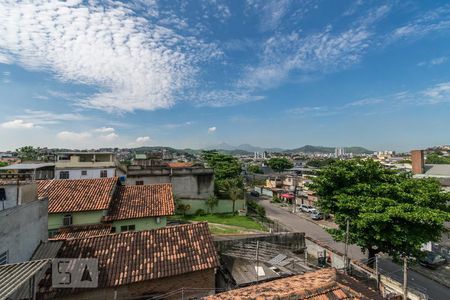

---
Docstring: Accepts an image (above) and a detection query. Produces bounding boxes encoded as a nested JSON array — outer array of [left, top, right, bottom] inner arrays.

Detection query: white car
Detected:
[[298, 204, 315, 213]]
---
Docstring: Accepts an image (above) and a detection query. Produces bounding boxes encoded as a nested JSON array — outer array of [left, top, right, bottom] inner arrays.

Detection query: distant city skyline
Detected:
[[1, 1, 450, 151]]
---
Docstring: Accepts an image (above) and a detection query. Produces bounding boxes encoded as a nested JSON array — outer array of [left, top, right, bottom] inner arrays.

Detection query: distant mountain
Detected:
[[286, 145, 372, 154], [206, 143, 372, 155], [206, 143, 283, 153]]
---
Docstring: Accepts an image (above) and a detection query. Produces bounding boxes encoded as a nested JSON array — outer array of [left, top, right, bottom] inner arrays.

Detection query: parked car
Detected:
[[298, 204, 315, 213], [310, 211, 323, 220], [418, 251, 447, 269], [250, 191, 260, 197]]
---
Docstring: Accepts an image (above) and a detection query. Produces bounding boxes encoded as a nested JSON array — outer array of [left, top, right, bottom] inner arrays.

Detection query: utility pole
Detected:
[[375, 254, 380, 291], [343, 219, 350, 273], [256, 241, 260, 283], [403, 257, 408, 300]]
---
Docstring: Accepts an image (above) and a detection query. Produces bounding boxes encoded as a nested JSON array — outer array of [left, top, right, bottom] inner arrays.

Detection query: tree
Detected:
[[176, 203, 191, 216], [248, 164, 263, 174], [267, 157, 293, 172], [310, 159, 450, 265], [205, 195, 219, 214], [426, 153, 450, 164], [202, 150, 243, 197], [306, 158, 336, 168], [16, 146, 41, 161], [220, 178, 243, 214]]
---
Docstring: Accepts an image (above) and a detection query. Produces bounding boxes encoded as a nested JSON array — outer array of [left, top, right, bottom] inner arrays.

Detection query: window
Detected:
[[100, 170, 108, 178], [135, 181, 144, 185], [120, 225, 135, 232], [0, 188, 6, 201], [48, 229, 59, 238], [63, 214, 73, 226], [111, 227, 116, 233], [81, 170, 87, 176], [0, 250, 8, 265], [59, 171, 69, 179]]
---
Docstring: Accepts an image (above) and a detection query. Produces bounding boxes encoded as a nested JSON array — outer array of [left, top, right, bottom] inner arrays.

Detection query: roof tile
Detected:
[[104, 184, 175, 221], [53, 222, 218, 288], [37, 177, 117, 213]]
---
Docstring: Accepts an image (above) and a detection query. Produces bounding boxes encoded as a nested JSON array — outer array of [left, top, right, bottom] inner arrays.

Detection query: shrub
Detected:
[[195, 209, 206, 216]]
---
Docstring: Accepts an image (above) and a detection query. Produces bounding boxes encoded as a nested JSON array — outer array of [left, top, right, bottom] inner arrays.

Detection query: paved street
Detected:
[[258, 198, 450, 300]]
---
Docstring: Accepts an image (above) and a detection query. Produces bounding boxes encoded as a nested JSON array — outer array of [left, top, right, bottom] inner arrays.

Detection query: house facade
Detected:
[[37, 177, 175, 237], [54, 152, 116, 179]]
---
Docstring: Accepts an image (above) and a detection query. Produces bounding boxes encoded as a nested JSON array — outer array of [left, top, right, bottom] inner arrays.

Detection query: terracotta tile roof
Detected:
[[50, 224, 112, 240], [167, 162, 194, 168], [52, 222, 219, 288], [37, 177, 117, 213], [206, 269, 365, 300], [104, 184, 175, 221]]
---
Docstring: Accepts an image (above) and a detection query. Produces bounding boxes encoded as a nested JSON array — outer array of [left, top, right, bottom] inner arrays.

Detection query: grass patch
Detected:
[[170, 214, 267, 231], [208, 225, 242, 235]]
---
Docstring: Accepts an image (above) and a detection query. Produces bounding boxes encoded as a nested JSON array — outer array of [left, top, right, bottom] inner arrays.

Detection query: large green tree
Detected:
[[267, 157, 293, 172], [202, 150, 243, 197], [16, 146, 42, 161], [310, 159, 450, 263], [247, 164, 263, 174]]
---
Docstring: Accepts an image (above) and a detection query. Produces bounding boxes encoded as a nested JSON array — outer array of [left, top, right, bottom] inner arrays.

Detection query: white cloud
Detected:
[[100, 132, 119, 141], [208, 126, 217, 133], [0, 1, 219, 112], [346, 98, 384, 106], [57, 131, 92, 141], [95, 127, 115, 133], [389, 6, 450, 42], [136, 136, 151, 143], [195, 90, 265, 107], [418, 56, 448, 67], [15, 109, 87, 125], [1, 119, 36, 129], [162, 121, 194, 129], [422, 82, 450, 104]]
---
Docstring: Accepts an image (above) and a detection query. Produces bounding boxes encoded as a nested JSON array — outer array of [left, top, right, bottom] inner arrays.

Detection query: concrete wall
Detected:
[[48, 210, 106, 230], [54, 168, 115, 179], [111, 216, 167, 232], [53, 269, 216, 300], [214, 232, 306, 254], [179, 199, 246, 215], [305, 237, 345, 269], [0, 182, 37, 210], [0, 199, 48, 264], [126, 173, 214, 199]]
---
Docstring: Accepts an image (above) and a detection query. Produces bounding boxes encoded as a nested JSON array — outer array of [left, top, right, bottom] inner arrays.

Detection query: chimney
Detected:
[[411, 150, 424, 174]]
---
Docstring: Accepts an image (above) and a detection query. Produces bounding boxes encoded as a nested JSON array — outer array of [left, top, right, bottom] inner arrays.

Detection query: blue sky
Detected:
[[1, 0, 450, 151]]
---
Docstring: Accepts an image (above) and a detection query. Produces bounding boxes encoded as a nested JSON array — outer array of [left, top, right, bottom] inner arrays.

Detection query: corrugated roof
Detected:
[[0, 259, 50, 299], [0, 163, 54, 170], [103, 184, 175, 221], [31, 241, 63, 260], [51, 224, 112, 240], [37, 177, 117, 213]]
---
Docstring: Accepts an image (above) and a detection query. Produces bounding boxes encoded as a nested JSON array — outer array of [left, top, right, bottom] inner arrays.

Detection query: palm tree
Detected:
[[221, 178, 243, 214], [205, 195, 219, 214]]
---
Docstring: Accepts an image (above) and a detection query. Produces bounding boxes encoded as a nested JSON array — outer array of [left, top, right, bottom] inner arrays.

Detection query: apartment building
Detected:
[[54, 152, 116, 179]]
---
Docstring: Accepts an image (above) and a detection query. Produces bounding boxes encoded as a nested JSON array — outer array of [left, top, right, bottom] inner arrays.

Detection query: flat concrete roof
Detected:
[[0, 163, 54, 170]]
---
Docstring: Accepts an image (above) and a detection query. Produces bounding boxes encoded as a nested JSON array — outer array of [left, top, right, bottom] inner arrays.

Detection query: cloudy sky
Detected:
[[0, 0, 450, 151]]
